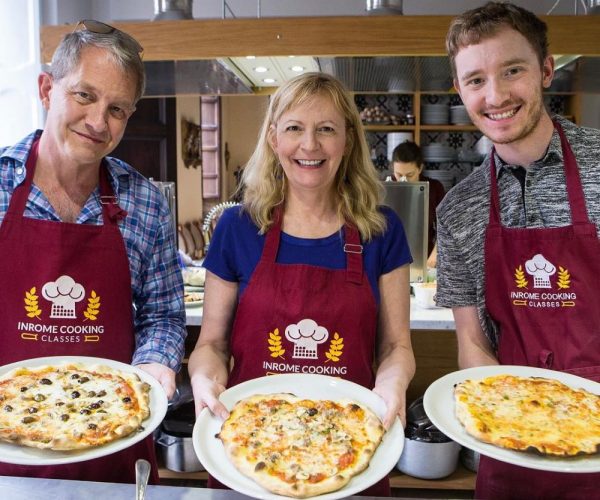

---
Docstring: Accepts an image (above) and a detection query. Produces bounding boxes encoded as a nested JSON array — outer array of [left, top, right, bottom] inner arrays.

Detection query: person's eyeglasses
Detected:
[[74, 19, 144, 54]]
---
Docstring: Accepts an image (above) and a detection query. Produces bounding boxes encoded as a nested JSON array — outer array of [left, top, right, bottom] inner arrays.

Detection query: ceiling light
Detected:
[[254, 66, 268, 73], [291, 65, 305, 72], [246, 56, 256, 59], [263, 78, 276, 84]]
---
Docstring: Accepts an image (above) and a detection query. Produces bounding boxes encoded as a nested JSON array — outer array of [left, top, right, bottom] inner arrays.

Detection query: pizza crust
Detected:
[[218, 393, 385, 498], [0, 362, 151, 451], [454, 374, 600, 456]]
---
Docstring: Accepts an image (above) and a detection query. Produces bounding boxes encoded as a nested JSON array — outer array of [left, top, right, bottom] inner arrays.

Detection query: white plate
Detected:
[[184, 285, 204, 293], [423, 365, 600, 473], [0, 355, 168, 466], [193, 373, 403, 500], [185, 300, 204, 308]]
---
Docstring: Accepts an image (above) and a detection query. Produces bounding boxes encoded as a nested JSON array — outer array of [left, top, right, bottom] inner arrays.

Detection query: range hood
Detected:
[[40, 15, 600, 95]]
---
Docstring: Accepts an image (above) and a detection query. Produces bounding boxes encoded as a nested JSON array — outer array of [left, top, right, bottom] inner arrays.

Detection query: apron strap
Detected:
[[7, 138, 39, 217], [98, 163, 128, 223], [262, 205, 284, 263], [261, 205, 364, 284], [554, 120, 589, 225], [488, 120, 589, 227], [7, 138, 126, 224], [343, 224, 364, 285]]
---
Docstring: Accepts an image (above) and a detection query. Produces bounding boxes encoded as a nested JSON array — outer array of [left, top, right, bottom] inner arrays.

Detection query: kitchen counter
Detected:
[[0, 475, 427, 500], [186, 298, 455, 329]]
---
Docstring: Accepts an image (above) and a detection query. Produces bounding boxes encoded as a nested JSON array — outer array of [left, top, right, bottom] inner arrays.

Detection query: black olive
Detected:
[[20, 386, 28, 392], [34, 394, 46, 402], [255, 461, 266, 471], [78, 377, 90, 384], [22, 416, 36, 424], [71, 391, 81, 399], [87, 391, 96, 398], [80, 409, 91, 415], [307, 408, 318, 416], [97, 390, 107, 397], [40, 378, 52, 385], [28, 407, 38, 414], [89, 402, 101, 409], [3, 405, 13, 412], [70, 373, 80, 379], [60, 414, 69, 421], [88, 423, 97, 430], [122, 397, 131, 403], [55, 401, 65, 406]]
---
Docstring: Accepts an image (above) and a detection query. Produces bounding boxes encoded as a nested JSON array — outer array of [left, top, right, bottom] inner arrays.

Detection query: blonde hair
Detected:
[[240, 72, 386, 241]]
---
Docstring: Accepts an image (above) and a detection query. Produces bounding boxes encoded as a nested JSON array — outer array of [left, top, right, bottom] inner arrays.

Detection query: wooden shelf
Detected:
[[157, 464, 476, 491], [364, 124, 415, 132]]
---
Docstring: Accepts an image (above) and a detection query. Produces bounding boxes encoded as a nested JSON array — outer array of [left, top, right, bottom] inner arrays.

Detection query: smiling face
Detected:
[[268, 93, 347, 196], [453, 27, 554, 148], [39, 46, 137, 168]]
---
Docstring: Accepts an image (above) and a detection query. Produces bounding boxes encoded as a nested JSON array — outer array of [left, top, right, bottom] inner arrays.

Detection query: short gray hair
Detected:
[[49, 24, 145, 103]]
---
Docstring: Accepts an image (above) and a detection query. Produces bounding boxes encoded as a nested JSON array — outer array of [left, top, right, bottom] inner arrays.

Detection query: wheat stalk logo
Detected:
[[325, 333, 344, 363], [557, 266, 571, 289], [267, 328, 285, 359], [514, 265, 528, 289], [83, 291, 101, 321], [24, 287, 42, 320]]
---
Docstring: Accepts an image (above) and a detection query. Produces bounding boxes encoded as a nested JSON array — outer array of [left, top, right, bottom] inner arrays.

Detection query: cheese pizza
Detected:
[[0, 362, 151, 450], [454, 374, 600, 456], [217, 393, 385, 498]]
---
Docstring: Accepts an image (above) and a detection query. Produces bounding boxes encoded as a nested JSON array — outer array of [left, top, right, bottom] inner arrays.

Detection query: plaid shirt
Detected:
[[0, 131, 186, 370]]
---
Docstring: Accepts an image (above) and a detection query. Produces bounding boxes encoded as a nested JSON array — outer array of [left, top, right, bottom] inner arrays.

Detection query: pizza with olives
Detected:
[[0, 362, 151, 451], [217, 393, 385, 498], [454, 374, 600, 456]]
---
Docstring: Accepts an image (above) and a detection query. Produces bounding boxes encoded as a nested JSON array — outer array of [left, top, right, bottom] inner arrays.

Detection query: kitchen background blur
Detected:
[[2, 0, 600, 247], [2, 2, 599, 495]]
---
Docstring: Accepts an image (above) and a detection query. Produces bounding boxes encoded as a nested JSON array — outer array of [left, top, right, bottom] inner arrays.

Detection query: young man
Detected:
[[0, 21, 186, 483], [436, 2, 600, 499], [391, 141, 445, 267]]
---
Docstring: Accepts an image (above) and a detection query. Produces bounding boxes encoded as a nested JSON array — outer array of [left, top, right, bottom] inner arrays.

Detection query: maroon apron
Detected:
[[211, 207, 389, 496], [0, 140, 159, 484], [478, 121, 600, 499]]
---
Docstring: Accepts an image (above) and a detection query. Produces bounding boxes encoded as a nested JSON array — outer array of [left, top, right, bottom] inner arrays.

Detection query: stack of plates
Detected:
[[387, 132, 414, 161], [450, 105, 472, 125], [422, 144, 457, 163], [423, 169, 456, 191], [421, 104, 449, 125]]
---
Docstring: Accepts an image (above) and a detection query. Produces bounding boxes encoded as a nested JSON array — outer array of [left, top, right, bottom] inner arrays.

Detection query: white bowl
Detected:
[[412, 282, 438, 309]]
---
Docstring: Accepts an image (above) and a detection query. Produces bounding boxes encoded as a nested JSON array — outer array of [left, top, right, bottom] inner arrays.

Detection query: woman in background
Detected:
[[391, 141, 446, 267]]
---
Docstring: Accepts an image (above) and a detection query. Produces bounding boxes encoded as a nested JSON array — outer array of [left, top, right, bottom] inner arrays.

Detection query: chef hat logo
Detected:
[[524, 254, 556, 289], [285, 318, 329, 360], [42, 275, 86, 319]]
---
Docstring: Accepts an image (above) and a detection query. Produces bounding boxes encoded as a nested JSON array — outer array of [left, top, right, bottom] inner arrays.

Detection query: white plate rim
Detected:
[[193, 373, 403, 500], [423, 365, 600, 473], [0, 355, 168, 466]]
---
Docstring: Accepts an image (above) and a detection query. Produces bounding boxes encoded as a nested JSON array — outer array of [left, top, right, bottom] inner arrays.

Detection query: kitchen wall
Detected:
[[41, 0, 584, 22]]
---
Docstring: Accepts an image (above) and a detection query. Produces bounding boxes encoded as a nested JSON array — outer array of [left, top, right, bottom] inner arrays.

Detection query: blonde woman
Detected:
[[189, 72, 414, 495]]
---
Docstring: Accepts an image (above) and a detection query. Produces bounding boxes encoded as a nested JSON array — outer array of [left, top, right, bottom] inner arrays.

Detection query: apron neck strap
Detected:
[[263, 205, 364, 284], [10, 138, 126, 224], [488, 120, 588, 225]]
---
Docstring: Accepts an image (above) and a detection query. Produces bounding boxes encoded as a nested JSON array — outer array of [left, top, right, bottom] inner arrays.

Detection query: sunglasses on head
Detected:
[[74, 19, 144, 54]]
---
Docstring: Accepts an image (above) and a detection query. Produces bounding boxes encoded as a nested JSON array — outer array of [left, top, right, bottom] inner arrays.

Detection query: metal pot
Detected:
[[156, 400, 203, 472], [156, 426, 204, 472], [397, 397, 461, 479], [398, 438, 461, 479], [460, 446, 480, 472]]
